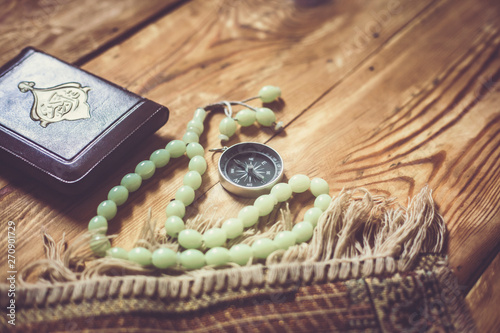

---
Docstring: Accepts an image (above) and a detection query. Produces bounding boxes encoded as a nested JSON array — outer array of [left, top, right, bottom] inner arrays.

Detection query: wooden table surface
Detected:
[[0, 0, 498, 331]]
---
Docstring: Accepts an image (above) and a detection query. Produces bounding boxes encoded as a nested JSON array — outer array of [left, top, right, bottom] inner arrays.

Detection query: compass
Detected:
[[216, 142, 284, 198]]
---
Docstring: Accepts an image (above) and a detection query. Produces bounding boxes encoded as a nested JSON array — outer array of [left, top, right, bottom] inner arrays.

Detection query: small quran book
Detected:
[[0, 48, 169, 194]]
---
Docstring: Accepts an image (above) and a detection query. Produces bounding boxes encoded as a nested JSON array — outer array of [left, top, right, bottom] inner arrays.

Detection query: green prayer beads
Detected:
[[150, 149, 170, 168], [256, 107, 276, 126], [180, 249, 205, 269], [314, 194, 332, 211], [175, 185, 195, 206], [88, 215, 107, 233], [270, 183, 292, 202], [238, 205, 260, 227], [222, 218, 244, 239], [183, 171, 202, 190], [165, 216, 185, 237], [303, 207, 323, 227], [183, 131, 199, 144], [292, 221, 314, 243], [166, 200, 186, 218], [274, 231, 296, 250], [203, 228, 227, 248], [107, 247, 128, 260], [310, 177, 329, 197], [166, 140, 186, 158], [152, 248, 177, 269], [186, 143, 204, 158], [108, 185, 129, 206], [90, 234, 110, 256], [121, 173, 142, 192], [252, 238, 276, 259], [289, 174, 310, 193], [129, 247, 152, 266], [259, 85, 281, 103], [188, 156, 207, 175], [253, 194, 276, 216], [229, 244, 253, 265], [178, 229, 203, 249], [235, 109, 256, 127], [97, 200, 117, 220], [90, 85, 336, 271], [205, 247, 230, 266], [135, 160, 155, 180]]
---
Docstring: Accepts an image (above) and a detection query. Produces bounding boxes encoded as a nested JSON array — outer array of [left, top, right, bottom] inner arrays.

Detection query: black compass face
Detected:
[[218, 142, 284, 197]]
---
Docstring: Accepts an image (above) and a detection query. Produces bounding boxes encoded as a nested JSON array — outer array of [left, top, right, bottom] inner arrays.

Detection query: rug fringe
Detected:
[[18, 186, 445, 286]]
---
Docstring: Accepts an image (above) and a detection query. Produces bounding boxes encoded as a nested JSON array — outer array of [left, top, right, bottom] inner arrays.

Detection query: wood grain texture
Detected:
[[0, 0, 499, 328], [0, 0, 184, 65], [466, 251, 500, 333]]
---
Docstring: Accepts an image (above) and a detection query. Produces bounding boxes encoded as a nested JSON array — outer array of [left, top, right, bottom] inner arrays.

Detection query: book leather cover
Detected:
[[0, 47, 169, 194]]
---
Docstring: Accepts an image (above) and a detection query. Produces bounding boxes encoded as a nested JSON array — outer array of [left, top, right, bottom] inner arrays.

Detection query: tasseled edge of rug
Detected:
[[17, 185, 446, 288]]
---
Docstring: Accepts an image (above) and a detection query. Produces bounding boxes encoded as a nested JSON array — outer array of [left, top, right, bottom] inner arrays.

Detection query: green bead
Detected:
[[203, 228, 227, 248], [121, 173, 142, 192], [183, 171, 202, 190], [270, 183, 292, 202], [205, 247, 231, 266], [288, 174, 311, 193], [150, 149, 170, 168], [106, 247, 128, 260], [235, 109, 256, 127], [165, 216, 185, 237], [253, 194, 275, 216], [152, 248, 177, 269], [186, 143, 204, 158], [180, 249, 205, 269], [252, 238, 276, 259], [259, 85, 281, 103], [230, 244, 253, 265], [182, 131, 199, 144], [97, 200, 117, 220], [166, 200, 186, 218], [303, 207, 323, 227], [219, 117, 237, 137], [90, 234, 110, 256], [256, 107, 276, 126], [193, 108, 207, 122], [274, 231, 296, 250], [310, 177, 329, 197], [128, 247, 152, 266], [314, 194, 332, 211], [175, 185, 195, 206], [135, 160, 156, 180], [166, 140, 186, 158], [178, 229, 202, 249], [188, 156, 207, 175], [88, 215, 108, 233], [187, 119, 204, 134], [292, 221, 314, 243], [108, 185, 129, 206], [222, 218, 244, 239], [238, 205, 260, 227], [187, 126, 202, 136]]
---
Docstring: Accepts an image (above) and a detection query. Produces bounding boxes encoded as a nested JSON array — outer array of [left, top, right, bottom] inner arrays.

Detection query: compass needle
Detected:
[[219, 142, 284, 197]]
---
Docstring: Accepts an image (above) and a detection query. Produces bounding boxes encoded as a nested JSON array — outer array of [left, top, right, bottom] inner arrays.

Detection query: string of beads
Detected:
[[88, 86, 333, 269]]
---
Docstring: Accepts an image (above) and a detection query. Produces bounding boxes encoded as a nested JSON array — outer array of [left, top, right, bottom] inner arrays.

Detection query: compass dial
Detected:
[[218, 142, 284, 197]]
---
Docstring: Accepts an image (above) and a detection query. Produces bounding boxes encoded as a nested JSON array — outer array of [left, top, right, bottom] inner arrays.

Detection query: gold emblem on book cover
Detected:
[[18, 81, 91, 127]]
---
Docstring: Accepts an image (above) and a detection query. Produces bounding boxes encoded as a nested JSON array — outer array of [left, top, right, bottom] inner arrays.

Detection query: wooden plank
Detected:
[[86, 0, 500, 289], [466, 251, 500, 333], [0, 0, 438, 279], [0, 1, 498, 315], [0, 0, 185, 65]]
